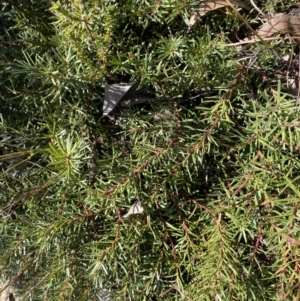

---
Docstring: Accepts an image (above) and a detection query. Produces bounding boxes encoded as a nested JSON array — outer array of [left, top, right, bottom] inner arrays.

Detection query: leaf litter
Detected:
[[189, 0, 251, 27], [102, 82, 154, 117]]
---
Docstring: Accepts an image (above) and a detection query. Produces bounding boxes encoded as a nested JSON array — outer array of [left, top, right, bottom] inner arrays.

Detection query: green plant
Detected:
[[1, 0, 300, 301]]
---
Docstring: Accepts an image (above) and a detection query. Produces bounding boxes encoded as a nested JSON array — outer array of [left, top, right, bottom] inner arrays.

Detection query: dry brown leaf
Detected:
[[238, 14, 300, 44], [256, 14, 300, 38], [189, 0, 251, 26], [154, 109, 178, 122]]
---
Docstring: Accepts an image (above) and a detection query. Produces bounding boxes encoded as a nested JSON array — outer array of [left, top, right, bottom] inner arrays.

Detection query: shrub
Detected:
[[1, 0, 300, 300]]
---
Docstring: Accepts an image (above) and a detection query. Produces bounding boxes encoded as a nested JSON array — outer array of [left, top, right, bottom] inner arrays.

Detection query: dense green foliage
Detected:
[[1, 0, 300, 300]]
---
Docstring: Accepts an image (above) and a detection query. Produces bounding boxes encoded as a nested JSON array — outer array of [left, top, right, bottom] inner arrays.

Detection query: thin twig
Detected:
[[249, 0, 267, 18], [221, 36, 300, 47], [297, 52, 300, 107]]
